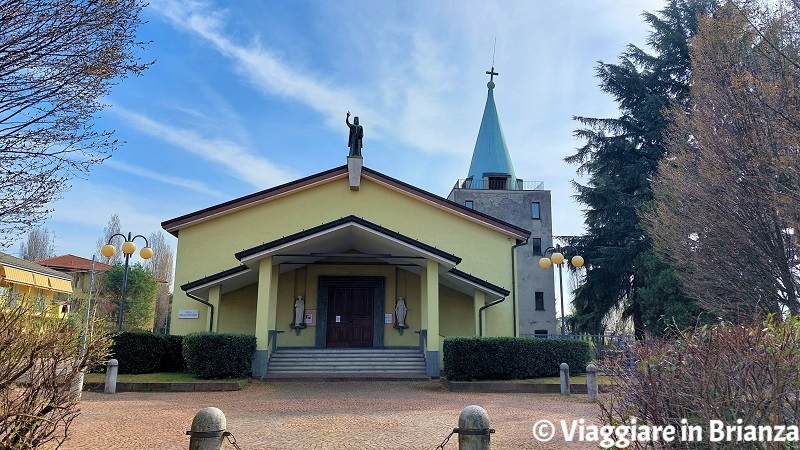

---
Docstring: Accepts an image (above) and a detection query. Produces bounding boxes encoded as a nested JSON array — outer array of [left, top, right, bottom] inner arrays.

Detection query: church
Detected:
[[163, 70, 556, 378]]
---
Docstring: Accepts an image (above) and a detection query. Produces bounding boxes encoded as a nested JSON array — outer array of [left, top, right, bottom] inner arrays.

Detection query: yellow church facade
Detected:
[[163, 161, 529, 378]]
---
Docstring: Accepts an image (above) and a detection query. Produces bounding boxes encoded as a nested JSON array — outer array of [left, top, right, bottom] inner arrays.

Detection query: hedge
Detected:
[[182, 333, 256, 379], [443, 337, 592, 381], [160, 334, 185, 373], [110, 332, 186, 374], [111, 331, 166, 374]]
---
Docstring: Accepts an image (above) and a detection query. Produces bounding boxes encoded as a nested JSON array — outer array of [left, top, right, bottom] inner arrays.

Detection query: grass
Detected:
[[84, 372, 244, 383], [511, 374, 613, 384]]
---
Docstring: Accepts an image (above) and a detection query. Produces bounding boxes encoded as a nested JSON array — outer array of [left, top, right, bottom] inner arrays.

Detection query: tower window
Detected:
[[532, 238, 542, 255], [531, 202, 541, 219], [465, 200, 474, 209], [488, 177, 507, 190], [535, 291, 545, 311]]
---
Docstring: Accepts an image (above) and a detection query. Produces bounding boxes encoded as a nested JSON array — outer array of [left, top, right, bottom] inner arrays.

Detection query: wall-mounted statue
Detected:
[[394, 297, 408, 334], [395, 297, 408, 327], [293, 296, 305, 327], [346, 111, 363, 157]]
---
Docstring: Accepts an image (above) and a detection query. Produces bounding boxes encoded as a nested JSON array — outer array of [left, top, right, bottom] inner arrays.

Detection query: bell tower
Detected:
[[448, 68, 557, 336]]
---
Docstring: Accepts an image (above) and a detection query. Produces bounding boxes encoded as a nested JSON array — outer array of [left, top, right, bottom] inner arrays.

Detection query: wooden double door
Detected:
[[326, 287, 374, 347]]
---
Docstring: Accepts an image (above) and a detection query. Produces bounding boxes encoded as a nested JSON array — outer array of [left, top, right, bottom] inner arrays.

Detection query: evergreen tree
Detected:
[[566, 0, 717, 339], [103, 263, 157, 331]]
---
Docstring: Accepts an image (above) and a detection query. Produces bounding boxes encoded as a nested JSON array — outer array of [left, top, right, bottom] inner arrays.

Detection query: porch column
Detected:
[[424, 259, 440, 377], [253, 256, 278, 378], [473, 289, 485, 336], [208, 285, 221, 332]]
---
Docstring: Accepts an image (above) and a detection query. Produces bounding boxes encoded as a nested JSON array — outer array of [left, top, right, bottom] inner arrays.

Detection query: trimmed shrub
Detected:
[[182, 333, 256, 379], [159, 334, 185, 373], [111, 331, 166, 374], [443, 337, 591, 381]]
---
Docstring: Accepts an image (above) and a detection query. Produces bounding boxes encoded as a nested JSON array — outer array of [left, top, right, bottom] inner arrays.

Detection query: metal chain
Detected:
[[435, 428, 457, 449], [223, 431, 242, 450]]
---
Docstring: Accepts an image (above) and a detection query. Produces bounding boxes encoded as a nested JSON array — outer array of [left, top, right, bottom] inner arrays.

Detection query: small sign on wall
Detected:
[[178, 309, 199, 319], [385, 313, 393, 324], [305, 309, 316, 326]]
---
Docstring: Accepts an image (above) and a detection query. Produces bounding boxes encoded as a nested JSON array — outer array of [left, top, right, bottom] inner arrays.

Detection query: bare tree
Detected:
[[0, 293, 110, 448], [648, 1, 800, 318], [95, 214, 122, 265], [0, 0, 152, 249], [146, 231, 174, 332], [18, 226, 54, 261]]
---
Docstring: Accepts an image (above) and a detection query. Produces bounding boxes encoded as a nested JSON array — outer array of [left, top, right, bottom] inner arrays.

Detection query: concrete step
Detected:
[[266, 347, 427, 379]]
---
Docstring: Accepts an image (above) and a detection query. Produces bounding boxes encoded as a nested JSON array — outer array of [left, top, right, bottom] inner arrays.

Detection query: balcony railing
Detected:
[[453, 179, 544, 191]]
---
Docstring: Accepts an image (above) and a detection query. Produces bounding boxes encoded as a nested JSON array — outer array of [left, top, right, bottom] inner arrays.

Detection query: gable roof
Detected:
[[234, 215, 462, 265], [161, 165, 530, 240], [36, 254, 112, 272], [0, 252, 72, 280]]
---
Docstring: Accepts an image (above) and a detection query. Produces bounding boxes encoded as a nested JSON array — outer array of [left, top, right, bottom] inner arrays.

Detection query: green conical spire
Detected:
[[466, 68, 517, 189]]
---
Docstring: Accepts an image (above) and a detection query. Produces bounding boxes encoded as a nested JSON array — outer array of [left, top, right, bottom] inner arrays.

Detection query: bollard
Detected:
[[458, 405, 492, 450], [187, 407, 227, 450], [559, 363, 570, 395], [586, 363, 598, 402], [104, 359, 118, 394], [70, 370, 85, 400]]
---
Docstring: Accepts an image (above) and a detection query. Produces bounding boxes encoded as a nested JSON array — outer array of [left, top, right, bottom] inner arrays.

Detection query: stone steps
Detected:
[[264, 348, 428, 380]]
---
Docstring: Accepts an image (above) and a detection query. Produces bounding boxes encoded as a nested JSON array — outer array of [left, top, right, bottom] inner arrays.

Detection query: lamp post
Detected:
[[101, 232, 153, 331], [539, 244, 584, 336]]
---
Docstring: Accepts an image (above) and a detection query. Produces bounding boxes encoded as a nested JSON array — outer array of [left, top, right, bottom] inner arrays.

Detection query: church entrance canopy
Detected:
[[181, 215, 508, 303]]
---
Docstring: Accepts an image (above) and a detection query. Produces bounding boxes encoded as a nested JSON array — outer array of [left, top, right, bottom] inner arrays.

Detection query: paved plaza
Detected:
[[63, 380, 602, 449]]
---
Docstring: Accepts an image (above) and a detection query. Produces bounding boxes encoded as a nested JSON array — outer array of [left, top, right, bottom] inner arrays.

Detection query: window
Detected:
[[488, 177, 506, 190], [535, 291, 545, 311], [465, 200, 474, 209], [534, 329, 549, 337], [531, 202, 541, 219], [531, 238, 542, 255]]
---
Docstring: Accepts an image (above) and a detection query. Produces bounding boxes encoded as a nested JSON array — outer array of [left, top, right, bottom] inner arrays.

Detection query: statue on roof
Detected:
[[346, 111, 363, 157]]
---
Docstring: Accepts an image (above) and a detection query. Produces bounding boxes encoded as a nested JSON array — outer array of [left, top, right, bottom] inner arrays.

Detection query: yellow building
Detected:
[[0, 251, 74, 317], [163, 161, 529, 378]]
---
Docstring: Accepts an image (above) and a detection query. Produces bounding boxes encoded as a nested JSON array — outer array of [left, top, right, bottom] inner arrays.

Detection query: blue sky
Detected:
[[14, 0, 663, 264]]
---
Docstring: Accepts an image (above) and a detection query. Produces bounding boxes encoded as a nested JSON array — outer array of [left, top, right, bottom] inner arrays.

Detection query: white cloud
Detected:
[[111, 105, 298, 189], [149, 0, 479, 156], [151, 0, 386, 131], [42, 183, 180, 263], [104, 159, 227, 198]]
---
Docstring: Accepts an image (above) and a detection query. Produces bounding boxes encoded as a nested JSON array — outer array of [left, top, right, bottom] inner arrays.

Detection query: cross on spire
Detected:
[[486, 66, 498, 82]]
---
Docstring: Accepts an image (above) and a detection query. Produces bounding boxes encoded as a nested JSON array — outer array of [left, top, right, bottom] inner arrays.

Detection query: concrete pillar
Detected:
[[586, 363, 598, 402], [268, 264, 279, 332], [104, 359, 118, 394], [420, 268, 428, 330], [187, 407, 227, 450], [208, 285, 221, 332], [473, 289, 485, 336], [253, 256, 276, 378], [425, 259, 439, 378], [559, 362, 570, 396], [458, 405, 492, 450]]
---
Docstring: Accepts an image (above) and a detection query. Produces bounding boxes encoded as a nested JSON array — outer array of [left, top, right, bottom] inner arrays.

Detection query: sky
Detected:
[[11, 0, 665, 269]]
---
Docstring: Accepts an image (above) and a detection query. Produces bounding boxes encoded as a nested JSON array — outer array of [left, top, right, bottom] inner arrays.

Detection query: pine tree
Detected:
[[566, 0, 718, 338]]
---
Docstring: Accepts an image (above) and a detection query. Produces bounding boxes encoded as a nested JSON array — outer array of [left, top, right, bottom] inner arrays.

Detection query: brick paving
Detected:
[[63, 380, 602, 449]]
